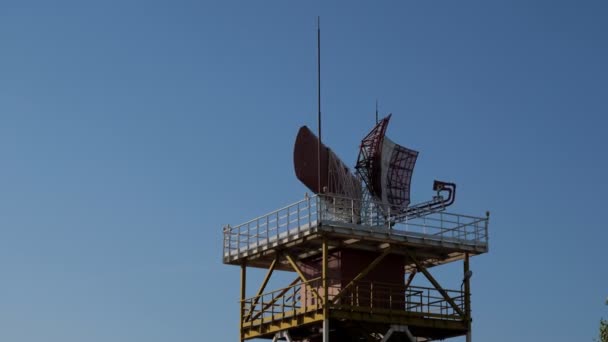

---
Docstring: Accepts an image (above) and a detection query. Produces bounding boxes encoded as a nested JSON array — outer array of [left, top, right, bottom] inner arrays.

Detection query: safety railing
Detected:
[[242, 277, 322, 325], [241, 278, 465, 330], [224, 194, 488, 260], [223, 196, 319, 259], [318, 194, 489, 245], [332, 281, 465, 319]]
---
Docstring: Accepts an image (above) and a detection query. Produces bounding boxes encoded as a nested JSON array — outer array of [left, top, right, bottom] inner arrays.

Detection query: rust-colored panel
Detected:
[[293, 126, 330, 194], [299, 251, 342, 308], [299, 249, 405, 310], [339, 249, 404, 285], [339, 250, 405, 310]]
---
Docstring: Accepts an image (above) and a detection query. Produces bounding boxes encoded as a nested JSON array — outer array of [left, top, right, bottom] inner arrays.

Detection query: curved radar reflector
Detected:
[[294, 126, 361, 199], [355, 115, 418, 208]]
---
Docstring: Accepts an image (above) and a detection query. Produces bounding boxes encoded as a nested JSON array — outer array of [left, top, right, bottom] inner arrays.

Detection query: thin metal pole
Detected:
[[240, 262, 247, 342], [322, 237, 329, 342], [464, 253, 471, 342], [323, 238, 328, 305], [375, 99, 378, 124], [317, 16, 322, 194]]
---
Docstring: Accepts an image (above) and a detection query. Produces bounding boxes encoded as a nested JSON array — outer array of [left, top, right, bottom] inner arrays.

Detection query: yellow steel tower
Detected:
[[222, 194, 489, 341]]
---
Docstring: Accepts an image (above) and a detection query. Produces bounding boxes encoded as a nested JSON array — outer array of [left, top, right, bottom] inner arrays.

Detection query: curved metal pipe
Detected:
[[392, 180, 457, 221]]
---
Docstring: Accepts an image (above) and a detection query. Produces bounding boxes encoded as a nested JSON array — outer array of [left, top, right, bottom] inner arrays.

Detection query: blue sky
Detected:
[[1, 1, 607, 341]]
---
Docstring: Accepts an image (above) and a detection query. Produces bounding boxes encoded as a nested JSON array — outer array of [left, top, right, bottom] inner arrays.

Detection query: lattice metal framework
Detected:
[[356, 114, 418, 209], [384, 137, 418, 208], [355, 116, 390, 197]]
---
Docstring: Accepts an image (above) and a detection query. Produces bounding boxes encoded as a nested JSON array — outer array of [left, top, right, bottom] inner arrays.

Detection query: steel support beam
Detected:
[[381, 327, 394, 342], [332, 246, 391, 304], [285, 252, 324, 304], [250, 277, 300, 322], [404, 270, 416, 290], [272, 330, 294, 342], [403, 326, 416, 342], [381, 325, 416, 342], [464, 252, 472, 342], [405, 249, 465, 317], [245, 255, 278, 321], [322, 237, 329, 342], [240, 262, 246, 342]]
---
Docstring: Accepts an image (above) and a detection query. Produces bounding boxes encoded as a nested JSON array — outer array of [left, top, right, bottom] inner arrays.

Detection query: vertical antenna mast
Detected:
[[375, 99, 378, 124], [317, 16, 322, 194]]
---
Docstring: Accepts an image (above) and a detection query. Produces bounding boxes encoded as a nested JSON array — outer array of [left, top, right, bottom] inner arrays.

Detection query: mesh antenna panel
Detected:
[[355, 115, 418, 208]]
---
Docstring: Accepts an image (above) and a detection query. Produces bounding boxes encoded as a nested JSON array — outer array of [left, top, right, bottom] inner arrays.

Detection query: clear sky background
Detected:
[[1, 1, 607, 341]]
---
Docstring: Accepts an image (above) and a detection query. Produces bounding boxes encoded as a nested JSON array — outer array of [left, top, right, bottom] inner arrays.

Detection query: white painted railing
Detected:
[[223, 194, 489, 260]]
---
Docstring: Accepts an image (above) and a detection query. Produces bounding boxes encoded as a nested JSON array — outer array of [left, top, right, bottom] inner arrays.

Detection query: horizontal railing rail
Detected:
[[241, 278, 465, 329], [242, 277, 322, 324], [223, 196, 319, 259], [224, 194, 489, 259], [331, 280, 465, 319], [317, 194, 488, 245]]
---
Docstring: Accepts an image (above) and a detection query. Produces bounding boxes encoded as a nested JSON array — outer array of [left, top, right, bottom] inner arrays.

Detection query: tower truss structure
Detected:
[[223, 194, 489, 341]]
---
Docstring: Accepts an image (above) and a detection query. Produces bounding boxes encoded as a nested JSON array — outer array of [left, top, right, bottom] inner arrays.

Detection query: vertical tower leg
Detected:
[[381, 325, 416, 342], [464, 253, 471, 342], [322, 237, 329, 342], [273, 331, 294, 342], [240, 262, 247, 342]]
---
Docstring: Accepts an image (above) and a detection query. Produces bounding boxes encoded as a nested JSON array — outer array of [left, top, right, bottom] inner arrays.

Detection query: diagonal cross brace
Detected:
[[249, 277, 300, 322], [404, 270, 416, 291], [405, 249, 465, 317], [245, 256, 278, 321], [332, 247, 392, 304], [285, 252, 324, 305]]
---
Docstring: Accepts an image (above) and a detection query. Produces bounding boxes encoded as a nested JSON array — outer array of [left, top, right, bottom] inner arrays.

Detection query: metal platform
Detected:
[[223, 194, 489, 271]]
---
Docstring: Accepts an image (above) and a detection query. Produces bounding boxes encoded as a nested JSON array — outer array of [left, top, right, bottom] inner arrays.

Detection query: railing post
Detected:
[[464, 252, 472, 342], [440, 212, 444, 241], [388, 205, 391, 230], [246, 223, 250, 251], [271, 292, 275, 317], [308, 196, 312, 226], [282, 291, 285, 320], [318, 196, 323, 224], [236, 226, 241, 255], [297, 202, 301, 234], [370, 282, 373, 311], [485, 211, 490, 245], [223, 225, 229, 257], [423, 215, 427, 235], [351, 198, 354, 223], [259, 296, 264, 326]]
